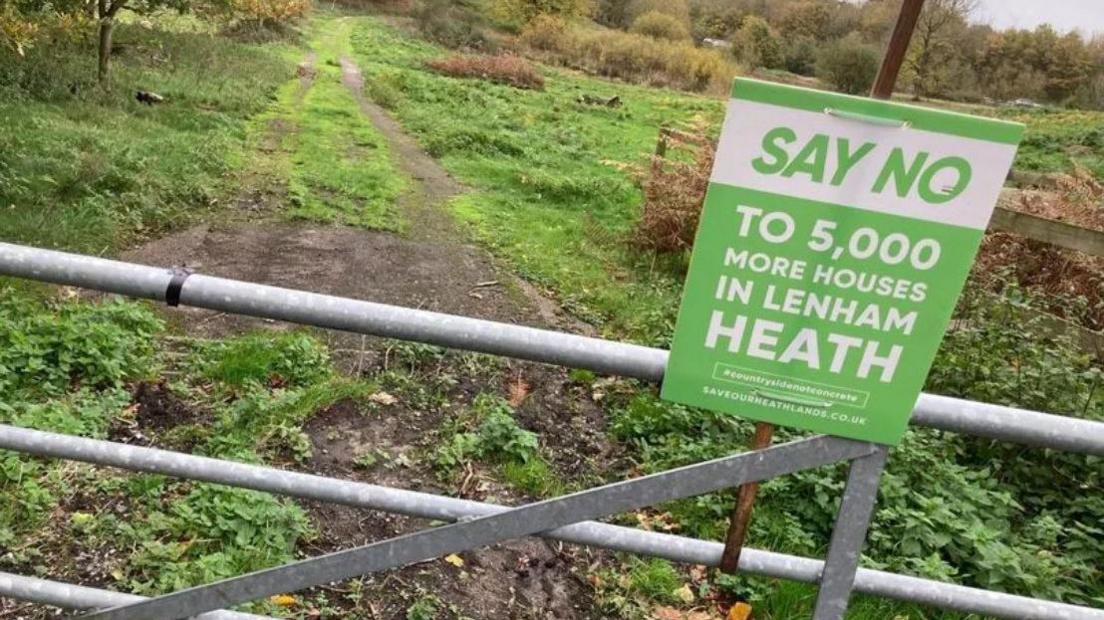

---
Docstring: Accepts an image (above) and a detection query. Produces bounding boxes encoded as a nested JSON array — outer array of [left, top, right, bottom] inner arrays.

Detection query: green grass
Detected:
[[274, 17, 406, 230], [343, 15, 721, 343], [0, 24, 296, 254], [0, 290, 375, 615]]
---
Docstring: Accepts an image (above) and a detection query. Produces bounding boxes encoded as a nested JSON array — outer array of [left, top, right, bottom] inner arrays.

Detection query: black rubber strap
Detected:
[[165, 267, 194, 307]]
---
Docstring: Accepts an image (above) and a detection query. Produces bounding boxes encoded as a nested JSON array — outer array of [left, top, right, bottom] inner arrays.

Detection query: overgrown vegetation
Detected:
[[0, 293, 349, 613], [0, 19, 293, 253], [605, 280, 1104, 612], [426, 53, 545, 90], [519, 15, 736, 94]]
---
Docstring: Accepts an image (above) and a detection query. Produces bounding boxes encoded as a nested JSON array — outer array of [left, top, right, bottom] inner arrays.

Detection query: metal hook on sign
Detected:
[[825, 107, 911, 129]]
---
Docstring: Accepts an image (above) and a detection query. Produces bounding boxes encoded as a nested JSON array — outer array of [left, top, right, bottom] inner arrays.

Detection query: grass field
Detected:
[[0, 24, 295, 255]]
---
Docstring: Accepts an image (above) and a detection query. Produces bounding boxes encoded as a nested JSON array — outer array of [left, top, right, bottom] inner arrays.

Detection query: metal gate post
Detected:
[[812, 444, 890, 620]]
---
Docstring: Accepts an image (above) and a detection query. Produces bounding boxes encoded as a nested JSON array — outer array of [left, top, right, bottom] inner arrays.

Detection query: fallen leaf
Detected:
[[687, 612, 719, 620], [368, 392, 398, 406], [675, 583, 695, 604], [270, 594, 297, 607], [728, 602, 752, 620], [653, 606, 683, 620], [689, 565, 708, 582], [444, 553, 465, 568]]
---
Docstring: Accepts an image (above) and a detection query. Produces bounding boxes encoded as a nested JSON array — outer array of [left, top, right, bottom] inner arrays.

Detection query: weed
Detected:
[[405, 594, 441, 620], [191, 331, 332, 390], [0, 293, 162, 399]]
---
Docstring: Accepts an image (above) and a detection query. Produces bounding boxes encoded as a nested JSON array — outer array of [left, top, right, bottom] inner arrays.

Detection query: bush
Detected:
[[519, 21, 735, 93], [731, 15, 783, 70], [0, 294, 162, 399], [492, 0, 593, 25], [414, 0, 492, 50], [629, 11, 689, 41], [816, 34, 879, 95], [783, 35, 818, 76], [426, 53, 545, 89], [635, 129, 714, 253], [626, 0, 689, 26]]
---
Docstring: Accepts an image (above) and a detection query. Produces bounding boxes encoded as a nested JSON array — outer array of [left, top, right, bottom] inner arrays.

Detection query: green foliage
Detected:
[[192, 331, 332, 389], [609, 284, 1104, 607], [0, 388, 132, 438], [623, 557, 683, 602], [519, 14, 734, 93], [815, 34, 879, 95], [0, 22, 293, 252], [731, 15, 782, 70], [434, 394, 539, 469], [405, 595, 441, 620], [126, 484, 310, 594], [350, 15, 720, 342], [629, 11, 689, 42], [0, 293, 162, 399], [625, 0, 687, 26], [414, 0, 493, 50], [782, 36, 818, 76], [492, 0, 594, 26]]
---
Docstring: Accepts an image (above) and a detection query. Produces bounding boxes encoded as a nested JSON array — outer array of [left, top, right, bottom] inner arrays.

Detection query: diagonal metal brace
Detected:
[[81, 435, 876, 620]]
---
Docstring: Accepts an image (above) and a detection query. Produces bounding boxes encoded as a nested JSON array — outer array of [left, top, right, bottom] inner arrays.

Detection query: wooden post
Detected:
[[870, 0, 925, 100], [719, 422, 775, 573], [717, 0, 925, 576]]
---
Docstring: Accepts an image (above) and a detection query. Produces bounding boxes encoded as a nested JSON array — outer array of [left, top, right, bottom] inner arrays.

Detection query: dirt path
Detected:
[[120, 44, 605, 620], [126, 56, 582, 341]]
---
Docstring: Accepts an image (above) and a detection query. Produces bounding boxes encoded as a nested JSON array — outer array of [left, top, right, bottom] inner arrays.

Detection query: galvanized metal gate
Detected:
[[0, 242, 1102, 620]]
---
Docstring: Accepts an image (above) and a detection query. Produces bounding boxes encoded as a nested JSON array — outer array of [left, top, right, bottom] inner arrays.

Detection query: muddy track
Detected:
[[126, 54, 584, 340]]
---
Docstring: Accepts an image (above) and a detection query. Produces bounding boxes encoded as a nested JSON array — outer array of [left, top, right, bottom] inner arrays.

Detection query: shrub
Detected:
[[635, 129, 714, 253], [518, 14, 567, 51], [426, 53, 545, 89], [816, 34, 879, 95], [626, 0, 689, 26], [519, 21, 735, 93], [414, 0, 492, 50], [629, 11, 689, 41], [783, 35, 818, 76], [731, 15, 783, 70], [492, 0, 593, 25]]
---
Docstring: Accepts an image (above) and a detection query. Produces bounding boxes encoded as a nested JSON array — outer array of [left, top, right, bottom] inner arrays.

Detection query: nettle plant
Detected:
[[611, 280, 1104, 605]]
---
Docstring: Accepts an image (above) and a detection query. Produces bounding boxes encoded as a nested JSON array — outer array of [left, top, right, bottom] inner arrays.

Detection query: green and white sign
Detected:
[[661, 78, 1024, 445]]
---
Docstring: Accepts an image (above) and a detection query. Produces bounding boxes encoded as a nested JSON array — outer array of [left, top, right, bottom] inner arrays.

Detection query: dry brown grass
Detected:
[[634, 129, 715, 253], [1006, 166, 1104, 232], [425, 53, 544, 90], [518, 16, 736, 94]]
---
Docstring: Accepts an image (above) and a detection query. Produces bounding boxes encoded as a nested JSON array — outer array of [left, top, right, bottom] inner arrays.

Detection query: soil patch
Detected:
[[297, 397, 600, 620]]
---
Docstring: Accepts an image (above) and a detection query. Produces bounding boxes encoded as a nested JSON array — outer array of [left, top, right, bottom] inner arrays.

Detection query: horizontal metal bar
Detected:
[[0, 572, 270, 619], [1, 424, 1099, 619], [1, 242, 1102, 455], [87, 436, 872, 620]]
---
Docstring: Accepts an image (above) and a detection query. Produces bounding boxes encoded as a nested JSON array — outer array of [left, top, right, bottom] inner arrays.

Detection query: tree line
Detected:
[[586, 0, 1104, 108], [0, 0, 307, 83]]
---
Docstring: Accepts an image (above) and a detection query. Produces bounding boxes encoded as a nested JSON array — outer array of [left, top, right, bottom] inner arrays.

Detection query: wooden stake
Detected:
[[870, 0, 926, 100], [717, 0, 924, 575], [719, 422, 775, 573]]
